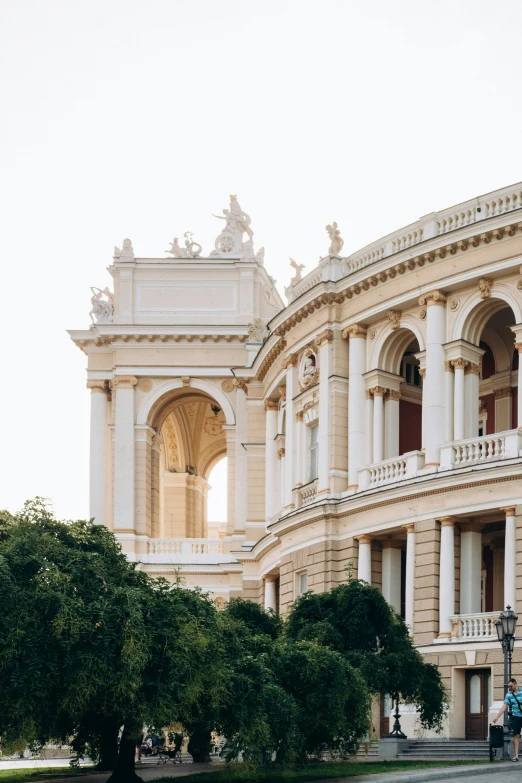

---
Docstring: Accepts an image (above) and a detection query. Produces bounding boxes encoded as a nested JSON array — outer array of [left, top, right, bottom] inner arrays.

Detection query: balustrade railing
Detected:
[[147, 538, 229, 563], [358, 451, 425, 491], [296, 480, 318, 507], [450, 612, 499, 640], [440, 429, 522, 471], [286, 181, 522, 299]]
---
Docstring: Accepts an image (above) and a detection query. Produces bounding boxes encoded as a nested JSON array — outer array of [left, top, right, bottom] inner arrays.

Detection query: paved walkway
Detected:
[[19, 760, 522, 783]]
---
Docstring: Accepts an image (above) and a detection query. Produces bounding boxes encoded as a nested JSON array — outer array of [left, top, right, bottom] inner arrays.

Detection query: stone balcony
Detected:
[[440, 429, 522, 471], [144, 538, 237, 565], [358, 451, 425, 491], [450, 611, 500, 641]]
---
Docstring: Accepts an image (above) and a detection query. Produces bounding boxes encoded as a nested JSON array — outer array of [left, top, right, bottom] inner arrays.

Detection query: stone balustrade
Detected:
[[146, 538, 232, 564], [296, 480, 318, 507], [450, 611, 500, 640], [288, 181, 522, 300], [440, 429, 522, 471], [358, 451, 425, 491]]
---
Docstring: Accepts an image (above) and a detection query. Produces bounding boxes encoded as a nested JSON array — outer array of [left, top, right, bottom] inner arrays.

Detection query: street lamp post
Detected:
[[388, 693, 407, 739], [496, 606, 518, 760]]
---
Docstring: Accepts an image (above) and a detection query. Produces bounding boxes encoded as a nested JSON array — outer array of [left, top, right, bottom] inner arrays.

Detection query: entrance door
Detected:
[[465, 669, 490, 740]]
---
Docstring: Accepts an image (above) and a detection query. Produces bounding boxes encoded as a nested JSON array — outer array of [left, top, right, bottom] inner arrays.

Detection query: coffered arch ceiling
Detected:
[[158, 394, 226, 479]]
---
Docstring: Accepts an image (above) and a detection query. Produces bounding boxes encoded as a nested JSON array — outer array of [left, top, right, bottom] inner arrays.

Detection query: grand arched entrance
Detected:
[[152, 391, 227, 538]]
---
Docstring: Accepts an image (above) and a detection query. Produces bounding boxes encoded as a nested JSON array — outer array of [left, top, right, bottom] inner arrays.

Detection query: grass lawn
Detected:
[[156, 759, 488, 783], [0, 768, 95, 782]]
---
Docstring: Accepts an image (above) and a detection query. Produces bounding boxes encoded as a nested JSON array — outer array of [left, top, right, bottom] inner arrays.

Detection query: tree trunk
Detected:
[[187, 723, 212, 762], [106, 719, 143, 783], [96, 717, 120, 771]]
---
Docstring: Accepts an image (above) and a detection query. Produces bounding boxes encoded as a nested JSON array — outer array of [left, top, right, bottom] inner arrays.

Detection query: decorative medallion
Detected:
[[369, 329, 376, 341], [137, 378, 153, 392], [449, 298, 460, 311], [221, 379, 234, 393], [419, 308, 427, 320], [299, 348, 318, 389]]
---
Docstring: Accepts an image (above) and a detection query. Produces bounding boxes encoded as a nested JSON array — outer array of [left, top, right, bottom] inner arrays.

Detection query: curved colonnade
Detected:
[[72, 182, 522, 739]]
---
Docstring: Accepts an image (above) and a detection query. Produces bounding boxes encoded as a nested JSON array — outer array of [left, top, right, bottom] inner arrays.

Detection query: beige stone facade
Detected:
[[71, 185, 522, 739]]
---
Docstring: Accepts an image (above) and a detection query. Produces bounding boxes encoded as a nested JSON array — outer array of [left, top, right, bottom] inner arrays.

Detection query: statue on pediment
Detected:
[[166, 232, 203, 258], [289, 258, 305, 285], [326, 222, 344, 256], [90, 287, 114, 324], [211, 195, 254, 256]]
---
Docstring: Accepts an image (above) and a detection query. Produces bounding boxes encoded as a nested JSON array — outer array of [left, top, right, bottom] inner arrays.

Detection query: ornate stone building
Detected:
[[70, 185, 522, 741]]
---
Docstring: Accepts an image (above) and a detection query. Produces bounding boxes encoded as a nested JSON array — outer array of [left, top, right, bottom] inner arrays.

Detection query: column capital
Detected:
[[284, 353, 298, 369], [296, 409, 304, 421], [369, 386, 386, 397], [494, 387, 512, 400], [440, 516, 456, 527], [357, 534, 373, 545], [404, 523, 416, 534], [278, 385, 286, 401], [233, 378, 248, 394], [264, 399, 279, 411], [87, 380, 107, 393], [342, 323, 368, 339], [515, 342, 522, 354], [500, 506, 516, 517], [464, 362, 480, 376], [264, 574, 278, 583], [444, 360, 454, 373], [450, 358, 468, 371], [314, 328, 334, 347], [111, 375, 137, 389], [384, 389, 401, 402], [418, 290, 447, 307]]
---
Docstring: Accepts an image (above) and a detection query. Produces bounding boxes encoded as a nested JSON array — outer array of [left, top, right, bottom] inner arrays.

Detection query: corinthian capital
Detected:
[[418, 290, 447, 307]]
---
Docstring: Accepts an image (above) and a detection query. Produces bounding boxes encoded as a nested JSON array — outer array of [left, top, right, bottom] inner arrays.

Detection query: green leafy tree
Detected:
[[285, 579, 448, 730], [0, 500, 225, 783]]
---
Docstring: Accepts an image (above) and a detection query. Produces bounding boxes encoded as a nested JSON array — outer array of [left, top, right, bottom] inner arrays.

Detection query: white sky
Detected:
[[1, 0, 522, 521]]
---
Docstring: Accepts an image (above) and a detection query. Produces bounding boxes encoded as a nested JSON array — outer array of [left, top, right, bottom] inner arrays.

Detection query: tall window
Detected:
[[297, 571, 308, 596], [308, 424, 319, 482]]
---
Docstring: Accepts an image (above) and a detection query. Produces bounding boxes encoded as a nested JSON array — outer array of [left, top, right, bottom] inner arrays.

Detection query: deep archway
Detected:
[[150, 389, 228, 539]]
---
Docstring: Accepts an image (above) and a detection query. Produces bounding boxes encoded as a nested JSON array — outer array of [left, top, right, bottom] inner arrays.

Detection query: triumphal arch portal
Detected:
[[71, 185, 522, 740]]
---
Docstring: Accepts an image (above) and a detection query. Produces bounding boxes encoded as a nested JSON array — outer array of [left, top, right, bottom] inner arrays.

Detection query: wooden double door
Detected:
[[465, 669, 491, 740]]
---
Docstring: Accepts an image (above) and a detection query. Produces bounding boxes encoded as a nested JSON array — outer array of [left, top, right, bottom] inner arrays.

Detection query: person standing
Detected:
[[493, 677, 522, 761]]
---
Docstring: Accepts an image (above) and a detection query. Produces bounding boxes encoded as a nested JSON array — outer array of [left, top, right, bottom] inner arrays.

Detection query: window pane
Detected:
[[298, 572, 308, 594], [469, 674, 481, 713]]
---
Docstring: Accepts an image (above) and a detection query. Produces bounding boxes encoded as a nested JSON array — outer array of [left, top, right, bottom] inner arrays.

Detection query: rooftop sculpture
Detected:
[[166, 231, 202, 258], [89, 287, 114, 325], [211, 195, 255, 257], [326, 222, 344, 256]]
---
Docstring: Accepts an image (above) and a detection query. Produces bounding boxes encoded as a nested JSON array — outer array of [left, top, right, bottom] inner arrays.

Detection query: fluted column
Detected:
[[464, 362, 480, 438], [509, 327, 522, 428], [405, 524, 416, 634], [452, 358, 467, 440], [502, 506, 516, 611], [316, 329, 333, 494], [357, 535, 372, 583], [235, 384, 248, 532], [284, 356, 298, 508], [366, 390, 374, 465], [444, 362, 454, 443], [88, 381, 108, 525], [460, 521, 482, 614], [264, 400, 279, 521], [264, 576, 278, 612], [372, 387, 385, 463], [438, 517, 455, 637], [381, 539, 402, 614], [420, 291, 447, 466], [113, 375, 137, 530], [384, 389, 401, 459], [344, 324, 368, 488]]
